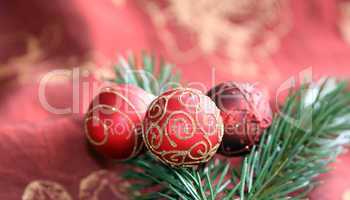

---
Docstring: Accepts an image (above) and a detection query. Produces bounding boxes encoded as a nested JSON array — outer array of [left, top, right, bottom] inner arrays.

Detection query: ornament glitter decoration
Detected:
[[143, 88, 224, 167], [84, 84, 155, 160], [207, 82, 272, 156]]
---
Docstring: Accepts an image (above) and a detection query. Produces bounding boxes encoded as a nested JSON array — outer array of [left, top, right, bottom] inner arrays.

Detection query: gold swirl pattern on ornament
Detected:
[[84, 115, 109, 146], [163, 151, 187, 165], [85, 88, 144, 160], [187, 140, 208, 160], [156, 142, 220, 167], [101, 87, 145, 159], [143, 88, 224, 167], [146, 88, 179, 122], [179, 89, 200, 109], [172, 118, 194, 140], [196, 108, 222, 138], [85, 105, 135, 155], [145, 124, 163, 149], [147, 95, 168, 121], [163, 110, 196, 147]]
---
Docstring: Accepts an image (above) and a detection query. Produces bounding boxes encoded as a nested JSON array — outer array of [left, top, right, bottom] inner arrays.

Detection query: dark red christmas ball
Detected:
[[207, 82, 272, 156], [84, 84, 155, 160], [143, 88, 224, 167]]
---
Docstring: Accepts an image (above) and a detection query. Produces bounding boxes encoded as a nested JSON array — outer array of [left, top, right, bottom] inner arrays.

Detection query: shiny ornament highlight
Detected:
[[84, 84, 155, 160], [143, 88, 224, 167]]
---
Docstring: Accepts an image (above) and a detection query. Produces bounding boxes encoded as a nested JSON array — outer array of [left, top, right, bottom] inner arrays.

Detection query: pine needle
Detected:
[[116, 54, 350, 200]]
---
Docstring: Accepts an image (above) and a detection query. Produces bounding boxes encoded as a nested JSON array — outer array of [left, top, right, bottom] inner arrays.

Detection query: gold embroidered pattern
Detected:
[[79, 170, 127, 200], [339, 1, 350, 45], [22, 170, 130, 200], [22, 180, 73, 200], [141, 0, 291, 78]]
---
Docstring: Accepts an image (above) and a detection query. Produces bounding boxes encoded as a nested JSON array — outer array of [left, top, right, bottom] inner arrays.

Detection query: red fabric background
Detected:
[[0, 0, 350, 199]]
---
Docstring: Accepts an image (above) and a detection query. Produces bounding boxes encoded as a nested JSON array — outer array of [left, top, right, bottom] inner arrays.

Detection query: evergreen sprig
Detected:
[[114, 52, 180, 95], [115, 54, 350, 199], [125, 154, 233, 200], [236, 79, 350, 200]]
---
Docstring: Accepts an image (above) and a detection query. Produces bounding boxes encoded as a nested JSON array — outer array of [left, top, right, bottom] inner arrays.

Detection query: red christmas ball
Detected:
[[143, 88, 224, 167], [207, 82, 272, 156], [84, 84, 155, 160]]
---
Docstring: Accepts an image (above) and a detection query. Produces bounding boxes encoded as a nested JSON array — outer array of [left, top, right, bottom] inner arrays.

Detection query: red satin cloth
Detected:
[[0, 0, 350, 199]]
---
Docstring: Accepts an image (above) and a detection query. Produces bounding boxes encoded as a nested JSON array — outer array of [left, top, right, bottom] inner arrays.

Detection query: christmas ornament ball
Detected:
[[143, 88, 224, 167], [84, 84, 155, 160], [207, 82, 272, 156]]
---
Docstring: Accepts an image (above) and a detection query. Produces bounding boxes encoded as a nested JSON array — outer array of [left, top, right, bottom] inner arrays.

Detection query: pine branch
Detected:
[[114, 52, 180, 95], [115, 55, 350, 199], [239, 79, 350, 200], [125, 154, 232, 200]]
